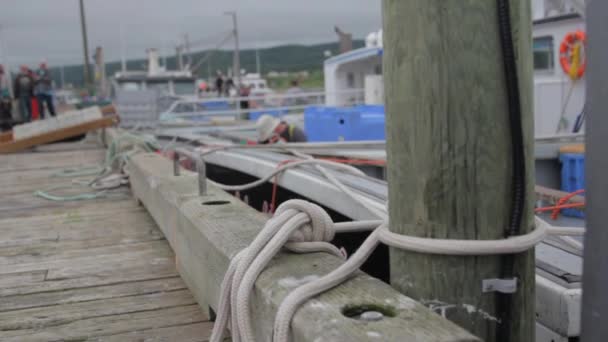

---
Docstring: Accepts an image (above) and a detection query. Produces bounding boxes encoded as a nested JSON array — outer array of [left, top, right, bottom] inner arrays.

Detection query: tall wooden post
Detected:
[[383, 1, 535, 341]]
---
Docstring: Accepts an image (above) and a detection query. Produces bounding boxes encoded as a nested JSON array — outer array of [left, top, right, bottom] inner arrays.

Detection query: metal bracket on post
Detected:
[[173, 152, 181, 176], [196, 157, 207, 196], [174, 147, 207, 196]]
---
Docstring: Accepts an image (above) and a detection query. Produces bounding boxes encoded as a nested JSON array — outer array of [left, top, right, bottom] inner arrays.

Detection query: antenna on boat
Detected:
[[224, 11, 240, 86], [78, 0, 92, 89], [120, 23, 127, 72]]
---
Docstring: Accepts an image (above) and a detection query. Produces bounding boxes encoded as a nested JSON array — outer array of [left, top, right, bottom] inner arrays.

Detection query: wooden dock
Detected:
[[0, 138, 212, 341]]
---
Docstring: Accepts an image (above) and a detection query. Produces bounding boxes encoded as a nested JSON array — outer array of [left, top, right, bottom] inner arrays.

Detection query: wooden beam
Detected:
[[0, 115, 118, 154], [0, 132, 11, 143], [124, 148, 479, 341], [383, 0, 535, 340]]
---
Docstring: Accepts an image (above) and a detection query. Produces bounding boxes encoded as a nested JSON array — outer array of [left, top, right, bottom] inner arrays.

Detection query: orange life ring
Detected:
[[559, 30, 586, 80]]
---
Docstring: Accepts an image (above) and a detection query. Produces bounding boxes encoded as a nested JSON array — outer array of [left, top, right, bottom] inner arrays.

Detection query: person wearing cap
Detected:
[[256, 114, 307, 144], [13, 65, 35, 122], [35, 62, 56, 118]]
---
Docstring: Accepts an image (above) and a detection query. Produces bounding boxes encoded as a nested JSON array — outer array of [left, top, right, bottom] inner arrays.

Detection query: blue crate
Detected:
[[305, 106, 349, 142], [560, 153, 585, 218], [355, 104, 385, 114], [304, 105, 386, 142], [249, 109, 288, 121]]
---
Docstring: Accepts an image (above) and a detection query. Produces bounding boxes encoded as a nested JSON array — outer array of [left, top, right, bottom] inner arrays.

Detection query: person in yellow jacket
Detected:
[[256, 114, 307, 144]]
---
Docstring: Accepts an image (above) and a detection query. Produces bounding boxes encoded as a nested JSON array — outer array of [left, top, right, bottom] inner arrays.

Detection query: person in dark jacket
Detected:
[[215, 71, 224, 97], [35, 62, 56, 118], [256, 114, 307, 144], [14, 65, 35, 122]]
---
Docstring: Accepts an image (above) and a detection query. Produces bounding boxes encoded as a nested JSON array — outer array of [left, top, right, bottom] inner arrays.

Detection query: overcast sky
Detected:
[[0, 0, 381, 67]]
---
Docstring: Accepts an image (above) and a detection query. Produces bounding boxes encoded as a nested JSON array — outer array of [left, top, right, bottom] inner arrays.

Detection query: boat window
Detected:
[[347, 72, 355, 88], [173, 81, 196, 95], [173, 102, 195, 113], [533, 36, 554, 72], [147, 81, 170, 95], [120, 82, 140, 91]]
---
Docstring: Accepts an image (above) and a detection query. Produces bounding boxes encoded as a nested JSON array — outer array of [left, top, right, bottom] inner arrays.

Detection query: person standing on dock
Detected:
[[256, 114, 307, 144], [0, 65, 9, 97], [0, 65, 13, 129], [13, 65, 35, 122], [284, 79, 303, 106], [215, 71, 224, 97], [34, 62, 56, 118]]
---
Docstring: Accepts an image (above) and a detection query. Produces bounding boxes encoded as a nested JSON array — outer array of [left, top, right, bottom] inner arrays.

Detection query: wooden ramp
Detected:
[[0, 138, 212, 341]]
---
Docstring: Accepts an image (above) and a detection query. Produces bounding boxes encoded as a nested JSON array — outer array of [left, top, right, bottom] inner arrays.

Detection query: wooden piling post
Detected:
[[382, 1, 535, 340]]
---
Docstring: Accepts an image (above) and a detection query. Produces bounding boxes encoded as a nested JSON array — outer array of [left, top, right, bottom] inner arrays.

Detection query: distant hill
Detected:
[[50, 40, 365, 88]]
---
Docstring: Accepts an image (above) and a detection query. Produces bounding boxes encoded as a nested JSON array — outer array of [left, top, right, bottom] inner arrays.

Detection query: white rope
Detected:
[[198, 147, 585, 341], [207, 159, 367, 192], [209, 200, 347, 342]]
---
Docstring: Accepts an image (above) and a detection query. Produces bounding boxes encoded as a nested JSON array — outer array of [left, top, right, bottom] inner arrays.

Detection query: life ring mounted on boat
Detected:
[[559, 30, 586, 80]]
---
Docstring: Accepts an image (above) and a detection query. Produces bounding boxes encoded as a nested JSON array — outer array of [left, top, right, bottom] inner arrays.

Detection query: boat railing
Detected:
[[160, 89, 365, 121]]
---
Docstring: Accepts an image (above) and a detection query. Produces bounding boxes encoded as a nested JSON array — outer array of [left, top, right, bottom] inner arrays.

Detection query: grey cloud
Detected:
[[0, 0, 381, 67]]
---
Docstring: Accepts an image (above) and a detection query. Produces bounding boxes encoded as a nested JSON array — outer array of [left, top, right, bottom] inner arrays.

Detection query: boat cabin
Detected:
[[323, 12, 587, 137]]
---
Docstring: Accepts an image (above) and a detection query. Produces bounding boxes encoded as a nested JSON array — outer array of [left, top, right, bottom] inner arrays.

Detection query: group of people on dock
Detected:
[[0, 63, 56, 124]]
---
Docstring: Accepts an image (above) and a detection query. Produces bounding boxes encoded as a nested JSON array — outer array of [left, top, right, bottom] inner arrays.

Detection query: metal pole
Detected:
[[225, 11, 240, 86], [120, 23, 127, 72], [581, 0, 608, 340], [173, 152, 180, 176], [60, 65, 65, 89], [184, 34, 192, 68], [256, 45, 261, 75], [79, 0, 92, 89], [176, 46, 184, 71], [197, 157, 207, 196]]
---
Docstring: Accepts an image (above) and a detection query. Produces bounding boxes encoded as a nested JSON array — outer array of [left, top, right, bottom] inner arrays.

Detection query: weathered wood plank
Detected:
[[0, 240, 174, 274], [0, 210, 162, 253], [0, 304, 206, 342], [0, 277, 186, 312], [0, 196, 139, 221], [0, 192, 132, 220], [0, 149, 105, 173], [0, 114, 118, 154], [0, 138, 210, 342], [0, 289, 196, 331], [0, 262, 178, 297], [89, 322, 214, 342], [0, 270, 47, 289], [128, 152, 478, 341]]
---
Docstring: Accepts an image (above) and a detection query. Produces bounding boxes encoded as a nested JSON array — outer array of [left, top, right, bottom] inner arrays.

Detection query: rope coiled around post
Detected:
[[209, 198, 583, 342], [196, 147, 584, 341]]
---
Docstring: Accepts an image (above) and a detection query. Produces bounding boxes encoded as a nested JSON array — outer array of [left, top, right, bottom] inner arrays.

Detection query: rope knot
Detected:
[[274, 199, 335, 243]]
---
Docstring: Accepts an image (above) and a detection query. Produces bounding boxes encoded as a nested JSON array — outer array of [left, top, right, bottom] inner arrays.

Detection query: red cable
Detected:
[[534, 189, 585, 217], [550, 189, 585, 219], [535, 202, 586, 213]]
